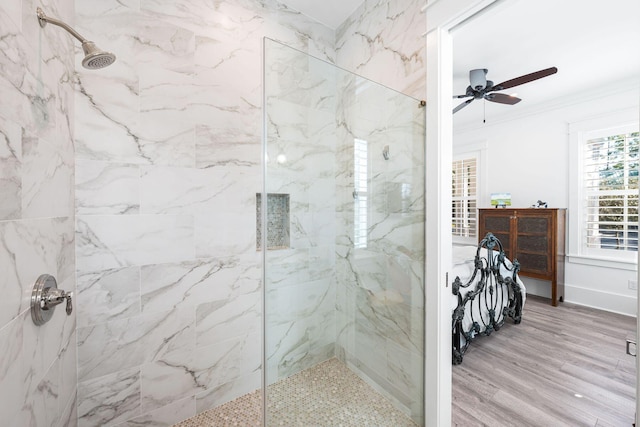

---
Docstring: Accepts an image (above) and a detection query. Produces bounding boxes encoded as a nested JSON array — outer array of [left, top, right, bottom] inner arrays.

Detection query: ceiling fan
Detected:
[[453, 67, 558, 113]]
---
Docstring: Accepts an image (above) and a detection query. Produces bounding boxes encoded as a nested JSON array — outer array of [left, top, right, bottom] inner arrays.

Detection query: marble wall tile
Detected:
[[77, 367, 142, 427], [0, 16, 37, 128], [0, 0, 21, 29], [76, 214, 195, 272], [55, 216, 76, 284], [21, 134, 73, 219], [140, 352, 202, 414], [76, 160, 140, 215], [2, 0, 77, 423], [335, 0, 426, 99], [195, 291, 261, 347], [76, 267, 141, 327], [24, 357, 61, 427], [386, 339, 423, 400], [139, 166, 258, 215], [58, 392, 78, 427], [136, 19, 197, 167], [195, 124, 260, 170], [123, 397, 196, 427], [0, 114, 22, 220], [266, 278, 336, 381], [77, 307, 195, 382], [140, 257, 260, 314], [195, 370, 260, 413], [0, 221, 27, 327], [194, 210, 258, 259], [264, 248, 311, 289], [59, 330, 78, 422], [74, 71, 143, 164], [195, 332, 261, 391], [0, 314, 24, 427]]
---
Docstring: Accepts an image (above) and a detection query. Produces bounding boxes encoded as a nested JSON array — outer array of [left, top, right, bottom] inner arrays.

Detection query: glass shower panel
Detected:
[[263, 37, 425, 426]]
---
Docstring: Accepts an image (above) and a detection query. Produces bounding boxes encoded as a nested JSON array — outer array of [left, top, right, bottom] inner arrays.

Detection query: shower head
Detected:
[[36, 7, 116, 70], [81, 41, 116, 69]]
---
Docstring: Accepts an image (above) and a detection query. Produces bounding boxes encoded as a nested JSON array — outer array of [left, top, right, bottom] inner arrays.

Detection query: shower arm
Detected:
[[36, 7, 88, 44]]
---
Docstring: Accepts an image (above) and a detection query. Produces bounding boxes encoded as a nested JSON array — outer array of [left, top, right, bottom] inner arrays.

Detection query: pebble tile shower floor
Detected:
[[173, 358, 419, 427]]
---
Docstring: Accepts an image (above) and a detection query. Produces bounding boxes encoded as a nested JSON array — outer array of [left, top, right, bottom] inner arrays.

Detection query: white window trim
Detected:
[[568, 108, 639, 269], [453, 140, 487, 246]]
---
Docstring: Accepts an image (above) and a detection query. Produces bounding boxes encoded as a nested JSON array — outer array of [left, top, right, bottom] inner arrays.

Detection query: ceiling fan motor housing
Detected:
[[469, 68, 488, 90]]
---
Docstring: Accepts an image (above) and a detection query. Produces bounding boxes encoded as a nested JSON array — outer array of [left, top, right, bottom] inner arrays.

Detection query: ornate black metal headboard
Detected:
[[452, 232, 523, 365]]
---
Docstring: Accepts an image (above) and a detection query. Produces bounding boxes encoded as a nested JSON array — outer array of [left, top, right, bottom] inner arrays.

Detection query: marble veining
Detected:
[[335, 0, 426, 99], [76, 160, 140, 215], [76, 267, 141, 328], [77, 307, 195, 382], [0, 114, 21, 220], [77, 367, 142, 427]]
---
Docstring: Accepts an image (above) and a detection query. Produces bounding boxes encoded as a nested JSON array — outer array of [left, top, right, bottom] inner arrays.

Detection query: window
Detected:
[[583, 130, 639, 252], [569, 110, 639, 267], [452, 156, 477, 239]]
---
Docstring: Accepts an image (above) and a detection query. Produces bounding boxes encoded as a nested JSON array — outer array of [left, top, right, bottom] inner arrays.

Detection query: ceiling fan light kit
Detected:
[[453, 66, 558, 114]]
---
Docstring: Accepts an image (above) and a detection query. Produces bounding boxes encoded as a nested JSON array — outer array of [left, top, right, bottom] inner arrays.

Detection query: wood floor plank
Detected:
[[453, 295, 636, 427]]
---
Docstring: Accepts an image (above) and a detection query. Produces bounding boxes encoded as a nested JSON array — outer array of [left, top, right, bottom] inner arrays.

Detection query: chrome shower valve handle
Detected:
[[31, 274, 73, 325]]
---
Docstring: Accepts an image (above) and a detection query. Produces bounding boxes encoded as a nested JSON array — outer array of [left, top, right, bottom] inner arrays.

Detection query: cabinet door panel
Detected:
[[517, 235, 548, 253], [484, 215, 511, 232], [517, 216, 549, 233], [517, 252, 549, 273]]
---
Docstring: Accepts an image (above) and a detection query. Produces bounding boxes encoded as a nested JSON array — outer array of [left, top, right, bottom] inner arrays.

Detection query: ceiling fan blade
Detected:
[[453, 94, 472, 99], [453, 98, 474, 113], [485, 93, 522, 105], [490, 67, 558, 91]]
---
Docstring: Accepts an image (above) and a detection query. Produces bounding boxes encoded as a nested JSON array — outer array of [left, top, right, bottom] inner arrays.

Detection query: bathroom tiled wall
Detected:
[[0, 0, 78, 426], [73, 0, 334, 425], [336, 0, 426, 99], [0, 0, 427, 425]]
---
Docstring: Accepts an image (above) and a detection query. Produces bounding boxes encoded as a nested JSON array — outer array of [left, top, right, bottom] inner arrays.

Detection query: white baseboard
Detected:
[[564, 283, 637, 317]]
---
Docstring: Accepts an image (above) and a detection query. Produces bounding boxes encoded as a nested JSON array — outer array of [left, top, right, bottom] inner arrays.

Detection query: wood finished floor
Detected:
[[452, 295, 637, 427]]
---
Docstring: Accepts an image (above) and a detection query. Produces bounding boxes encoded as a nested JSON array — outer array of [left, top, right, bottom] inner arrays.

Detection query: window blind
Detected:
[[583, 131, 639, 252], [452, 157, 477, 238]]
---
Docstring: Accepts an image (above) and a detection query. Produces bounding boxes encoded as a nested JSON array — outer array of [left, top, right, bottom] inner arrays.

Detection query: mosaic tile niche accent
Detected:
[[256, 193, 290, 250]]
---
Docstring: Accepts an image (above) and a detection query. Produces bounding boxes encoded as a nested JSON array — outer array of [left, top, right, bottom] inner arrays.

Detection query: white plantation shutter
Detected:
[[583, 131, 639, 252], [452, 157, 477, 238]]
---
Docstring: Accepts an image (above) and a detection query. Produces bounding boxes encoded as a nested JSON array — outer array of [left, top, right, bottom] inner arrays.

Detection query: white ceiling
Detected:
[[452, 0, 640, 126], [280, 0, 365, 29]]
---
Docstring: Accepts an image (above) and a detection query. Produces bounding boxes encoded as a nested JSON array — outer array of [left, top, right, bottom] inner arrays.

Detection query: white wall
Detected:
[[454, 86, 640, 315]]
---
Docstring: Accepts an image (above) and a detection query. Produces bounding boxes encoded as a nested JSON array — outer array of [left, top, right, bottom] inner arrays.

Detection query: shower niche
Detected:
[[256, 193, 290, 250]]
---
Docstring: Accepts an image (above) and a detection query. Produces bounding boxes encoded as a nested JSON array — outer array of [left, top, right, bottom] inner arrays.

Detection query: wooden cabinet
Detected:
[[478, 208, 566, 306]]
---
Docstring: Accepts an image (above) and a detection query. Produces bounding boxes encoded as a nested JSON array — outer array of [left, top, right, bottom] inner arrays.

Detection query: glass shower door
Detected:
[[263, 37, 425, 426]]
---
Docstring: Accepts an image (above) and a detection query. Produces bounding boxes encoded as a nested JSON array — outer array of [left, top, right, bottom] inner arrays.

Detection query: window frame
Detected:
[[568, 108, 639, 269]]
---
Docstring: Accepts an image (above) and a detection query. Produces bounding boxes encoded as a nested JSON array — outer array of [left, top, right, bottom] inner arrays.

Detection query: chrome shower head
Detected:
[[81, 41, 116, 69], [36, 7, 116, 70]]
